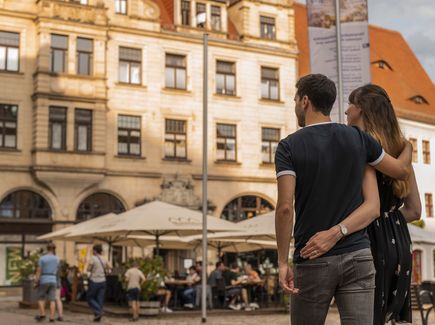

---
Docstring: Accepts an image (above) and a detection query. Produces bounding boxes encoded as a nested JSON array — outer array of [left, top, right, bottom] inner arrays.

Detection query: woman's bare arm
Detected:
[[400, 165, 421, 222]]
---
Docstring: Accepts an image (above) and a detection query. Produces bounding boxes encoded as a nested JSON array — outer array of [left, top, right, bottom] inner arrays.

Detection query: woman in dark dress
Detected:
[[346, 84, 421, 324]]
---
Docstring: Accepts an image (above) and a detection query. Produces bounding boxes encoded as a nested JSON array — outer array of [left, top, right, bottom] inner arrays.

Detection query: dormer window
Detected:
[[181, 0, 190, 26], [260, 16, 276, 40], [211, 6, 221, 31], [372, 60, 393, 71], [196, 3, 206, 28], [410, 95, 429, 105]]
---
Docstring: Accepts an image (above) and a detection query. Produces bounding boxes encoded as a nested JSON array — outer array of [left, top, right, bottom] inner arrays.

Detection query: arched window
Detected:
[[0, 190, 52, 219], [412, 249, 423, 284], [221, 195, 274, 222], [76, 193, 125, 222]]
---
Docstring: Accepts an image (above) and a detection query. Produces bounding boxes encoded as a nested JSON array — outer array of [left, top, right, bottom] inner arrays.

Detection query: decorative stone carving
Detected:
[[138, 0, 160, 20], [156, 174, 201, 209], [39, 1, 107, 25]]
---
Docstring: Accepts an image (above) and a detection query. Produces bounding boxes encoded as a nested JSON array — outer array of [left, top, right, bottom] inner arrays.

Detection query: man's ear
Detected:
[[302, 95, 309, 110]]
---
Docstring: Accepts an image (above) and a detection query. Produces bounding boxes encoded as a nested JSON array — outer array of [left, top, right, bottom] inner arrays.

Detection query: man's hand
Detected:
[[278, 264, 299, 294], [300, 226, 342, 259]]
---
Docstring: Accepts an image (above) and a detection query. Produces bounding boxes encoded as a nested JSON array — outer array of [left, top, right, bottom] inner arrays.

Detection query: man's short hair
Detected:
[[295, 74, 337, 115], [93, 244, 103, 254], [231, 262, 239, 270], [216, 261, 223, 268], [47, 242, 56, 252], [189, 266, 197, 272]]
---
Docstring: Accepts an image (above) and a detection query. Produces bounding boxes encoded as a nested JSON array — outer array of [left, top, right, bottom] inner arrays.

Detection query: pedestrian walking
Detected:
[[34, 243, 60, 322], [87, 244, 110, 322], [124, 261, 145, 321]]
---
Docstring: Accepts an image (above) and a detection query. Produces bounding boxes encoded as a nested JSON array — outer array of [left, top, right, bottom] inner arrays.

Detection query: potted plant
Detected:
[[16, 249, 42, 307], [121, 256, 167, 316]]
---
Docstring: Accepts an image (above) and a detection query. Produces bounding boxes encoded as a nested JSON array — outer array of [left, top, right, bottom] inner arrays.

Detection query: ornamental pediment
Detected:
[[38, 0, 107, 25]]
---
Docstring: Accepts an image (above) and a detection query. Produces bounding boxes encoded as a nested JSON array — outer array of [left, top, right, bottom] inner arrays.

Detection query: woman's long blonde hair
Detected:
[[349, 84, 409, 198]]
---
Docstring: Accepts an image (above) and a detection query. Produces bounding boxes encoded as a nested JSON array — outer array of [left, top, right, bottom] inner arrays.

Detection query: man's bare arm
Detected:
[[374, 141, 412, 181], [301, 166, 380, 259], [400, 165, 421, 222], [275, 175, 298, 294]]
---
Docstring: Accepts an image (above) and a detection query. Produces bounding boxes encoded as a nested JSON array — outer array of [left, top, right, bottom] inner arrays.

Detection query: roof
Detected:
[[294, 3, 435, 125]]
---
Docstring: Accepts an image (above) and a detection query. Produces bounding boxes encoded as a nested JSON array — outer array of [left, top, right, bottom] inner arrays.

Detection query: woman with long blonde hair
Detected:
[[346, 84, 421, 324]]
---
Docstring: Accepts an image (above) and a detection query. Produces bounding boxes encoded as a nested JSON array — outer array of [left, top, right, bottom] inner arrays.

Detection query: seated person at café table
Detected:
[[182, 266, 201, 309], [223, 263, 251, 311], [242, 262, 262, 309], [157, 277, 173, 313], [208, 261, 226, 307]]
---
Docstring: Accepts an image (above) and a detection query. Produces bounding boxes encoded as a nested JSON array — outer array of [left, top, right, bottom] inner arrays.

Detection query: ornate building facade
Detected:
[[0, 0, 298, 286]]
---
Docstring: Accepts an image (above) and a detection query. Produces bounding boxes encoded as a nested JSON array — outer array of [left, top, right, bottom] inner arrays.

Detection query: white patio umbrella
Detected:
[[64, 201, 241, 255], [37, 213, 118, 241]]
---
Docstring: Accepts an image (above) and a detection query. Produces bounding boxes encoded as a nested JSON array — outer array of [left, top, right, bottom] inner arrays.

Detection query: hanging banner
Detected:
[[306, 0, 371, 122]]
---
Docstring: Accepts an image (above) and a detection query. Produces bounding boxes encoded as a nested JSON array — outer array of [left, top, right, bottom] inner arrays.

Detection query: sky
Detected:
[[295, 0, 435, 83]]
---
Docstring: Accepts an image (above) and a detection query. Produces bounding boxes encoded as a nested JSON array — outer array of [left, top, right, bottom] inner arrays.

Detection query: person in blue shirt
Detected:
[[34, 243, 60, 322]]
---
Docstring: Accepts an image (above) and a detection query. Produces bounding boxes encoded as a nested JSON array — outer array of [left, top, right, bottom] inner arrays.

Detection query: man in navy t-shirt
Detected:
[[275, 74, 411, 324]]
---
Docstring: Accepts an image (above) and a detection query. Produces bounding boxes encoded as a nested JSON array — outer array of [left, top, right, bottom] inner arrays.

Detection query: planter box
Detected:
[[21, 279, 38, 307], [139, 301, 160, 316]]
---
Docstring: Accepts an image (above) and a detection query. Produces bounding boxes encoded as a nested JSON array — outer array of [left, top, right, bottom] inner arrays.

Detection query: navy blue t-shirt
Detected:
[[275, 122, 384, 262]]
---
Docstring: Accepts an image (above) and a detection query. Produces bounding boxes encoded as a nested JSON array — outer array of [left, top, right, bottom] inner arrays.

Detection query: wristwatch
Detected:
[[338, 223, 348, 237]]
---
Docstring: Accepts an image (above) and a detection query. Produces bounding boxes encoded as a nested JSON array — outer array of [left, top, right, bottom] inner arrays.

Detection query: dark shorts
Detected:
[[127, 288, 141, 301], [38, 283, 57, 301], [226, 287, 242, 297]]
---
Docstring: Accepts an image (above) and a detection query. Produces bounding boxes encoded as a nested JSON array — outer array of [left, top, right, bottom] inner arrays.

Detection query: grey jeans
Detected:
[[290, 248, 375, 325]]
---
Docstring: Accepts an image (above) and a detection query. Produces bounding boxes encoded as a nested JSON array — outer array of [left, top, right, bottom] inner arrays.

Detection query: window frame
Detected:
[[422, 140, 430, 164], [211, 6, 221, 31], [216, 123, 237, 162], [48, 106, 67, 151], [115, 0, 128, 15], [181, 0, 191, 26], [260, 16, 276, 40], [196, 2, 206, 28], [164, 119, 188, 159], [74, 108, 93, 152], [261, 66, 280, 100], [117, 114, 141, 156], [425, 193, 433, 218], [118, 46, 142, 85], [409, 137, 418, 163], [0, 103, 18, 149], [216, 60, 236, 96], [50, 34, 68, 74], [76, 37, 93, 76], [0, 31, 20, 72], [165, 53, 187, 90], [261, 127, 280, 163]]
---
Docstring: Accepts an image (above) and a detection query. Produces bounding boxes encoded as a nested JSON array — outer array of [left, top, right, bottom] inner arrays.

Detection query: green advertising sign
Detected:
[[6, 247, 22, 285]]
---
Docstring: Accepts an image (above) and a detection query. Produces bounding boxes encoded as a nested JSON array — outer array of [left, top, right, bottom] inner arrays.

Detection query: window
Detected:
[[119, 47, 141, 84], [261, 67, 279, 100], [49, 107, 67, 150], [409, 137, 418, 163], [50, 34, 68, 73], [76, 193, 125, 222], [260, 16, 276, 40], [0, 31, 19, 72], [118, 115, 141, 156], [165, 54, 186, 89], [221, 195, 274, 222], [372, 60, 393, 71], [76, 37, 93, 75], [74, 109, 92, 152], [181, 0, 190, 26], [165, 119, 187, 159], [216, 61, 235, 96], [196, 3, 206, 28], [412, 250, 422, 284], [410, 95, 429, 105], [216, 123, 236, 161], [115, 0, 127, 14], [71, 0, 89, 4], [423, 140, 430, 164], [0, 190, 52, 220], [0, 104, 18, 148], [211, 6, 221, 31], [262, 127, 280, 163], [425, 193, 433, 218]]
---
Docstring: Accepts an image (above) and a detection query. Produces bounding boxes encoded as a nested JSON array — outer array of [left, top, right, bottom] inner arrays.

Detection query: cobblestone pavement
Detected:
[[0, 301, 432, 325]]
